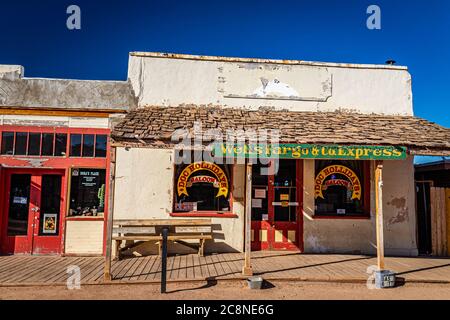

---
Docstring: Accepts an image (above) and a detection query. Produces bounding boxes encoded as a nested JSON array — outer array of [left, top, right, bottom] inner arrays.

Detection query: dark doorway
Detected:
[[416, 181, 432, 254]]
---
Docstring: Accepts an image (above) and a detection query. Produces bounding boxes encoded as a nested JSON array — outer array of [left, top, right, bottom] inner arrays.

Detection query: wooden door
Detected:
[[251, 160, 303, 251], [1, 169, 64, 255]]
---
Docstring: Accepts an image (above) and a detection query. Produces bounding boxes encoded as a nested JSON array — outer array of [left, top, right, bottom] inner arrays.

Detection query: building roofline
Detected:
[[129, 51, 409, 71]]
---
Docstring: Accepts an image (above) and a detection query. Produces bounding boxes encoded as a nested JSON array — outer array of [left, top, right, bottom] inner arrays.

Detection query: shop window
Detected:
[[173, 161, 232, 213], [14, 132, 27, 155], [314, 160, 370, 217], [28, 133, 41, 156], [69, 168, 106, 217], [1, 132, 14, 155]]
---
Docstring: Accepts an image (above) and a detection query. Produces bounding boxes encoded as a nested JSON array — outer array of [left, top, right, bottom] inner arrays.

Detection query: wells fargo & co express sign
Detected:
[[213, 143, 407, 160]]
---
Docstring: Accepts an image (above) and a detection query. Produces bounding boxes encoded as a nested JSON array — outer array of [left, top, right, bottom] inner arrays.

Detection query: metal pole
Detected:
[[242, 161, 253, 276], [161, 227, 168, 293]]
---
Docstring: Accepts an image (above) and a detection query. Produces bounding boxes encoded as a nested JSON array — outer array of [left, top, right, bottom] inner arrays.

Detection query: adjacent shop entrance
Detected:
[[251, 159, 303, 251], [1, 169, 65, 255]]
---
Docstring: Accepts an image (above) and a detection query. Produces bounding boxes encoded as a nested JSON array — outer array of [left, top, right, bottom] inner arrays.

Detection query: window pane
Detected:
[[14, 132, 27, 155], [69, 168, 106, 216], [273, 160, 297, 222], [39, 175, 61, 236], [82, 134, 94, 157], [1, 132, 14, 155], [95, 135, 107, 158], [174, 161, 231, 212], [70, 134, 82, 157], [41, 133, 54, 156], [55, 133, 67, 156], [251, 163, 269, 221], [8, 174, 31, 236], [28, 133, 41, 156], [314, 160, 366, 216]]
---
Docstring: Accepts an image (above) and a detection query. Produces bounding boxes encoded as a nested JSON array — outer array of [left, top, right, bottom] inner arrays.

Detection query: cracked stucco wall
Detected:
[[128, 55, 413, 115], [113, 147, 245, 253]]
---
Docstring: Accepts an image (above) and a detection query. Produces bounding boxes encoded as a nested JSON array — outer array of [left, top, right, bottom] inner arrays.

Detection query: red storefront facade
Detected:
[[0, 125, 111, 255]]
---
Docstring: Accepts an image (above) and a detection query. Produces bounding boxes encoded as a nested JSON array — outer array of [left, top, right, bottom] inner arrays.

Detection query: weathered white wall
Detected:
[[113, 147, 245, 253], [65, 220, 104, 255], [303, 157, 417, 256], [114, 146, 417, 256], [128, 54, 413, 115]]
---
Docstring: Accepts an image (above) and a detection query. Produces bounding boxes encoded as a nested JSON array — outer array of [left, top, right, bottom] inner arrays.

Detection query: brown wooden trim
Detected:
[[0, 107, 126, 117]]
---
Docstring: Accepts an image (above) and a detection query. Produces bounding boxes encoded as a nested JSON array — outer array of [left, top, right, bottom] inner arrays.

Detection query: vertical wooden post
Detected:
[[104, 145, 116, 281], [242, 160, 253, 276], [446, 188, 450, 256], [375, 161, 385, 270]]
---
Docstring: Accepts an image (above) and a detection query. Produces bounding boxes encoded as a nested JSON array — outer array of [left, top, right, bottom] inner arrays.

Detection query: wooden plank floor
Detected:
[[0, 252, 449, 286]]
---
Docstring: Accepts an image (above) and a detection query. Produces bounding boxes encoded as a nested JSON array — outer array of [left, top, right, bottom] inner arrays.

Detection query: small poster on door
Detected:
[[262, 214, 269, 221], [43, 213, 57, 234], [254, 189, 266, 199], [280, 194, 289, 201], [252, 199, 262, 208], [13, 196, 27, 204]]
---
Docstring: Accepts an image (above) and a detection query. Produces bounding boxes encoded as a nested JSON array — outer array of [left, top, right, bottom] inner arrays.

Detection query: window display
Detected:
[[174, 161, 231, 213], [69, 168, 106, 217], [314, 160, 370, 217]]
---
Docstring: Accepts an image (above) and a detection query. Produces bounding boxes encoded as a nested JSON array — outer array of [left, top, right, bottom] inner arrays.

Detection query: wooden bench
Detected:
[[112, 218, 213, 260]]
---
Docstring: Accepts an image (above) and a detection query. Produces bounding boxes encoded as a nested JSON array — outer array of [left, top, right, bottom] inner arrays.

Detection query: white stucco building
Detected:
[[109, 52, 450, 257]]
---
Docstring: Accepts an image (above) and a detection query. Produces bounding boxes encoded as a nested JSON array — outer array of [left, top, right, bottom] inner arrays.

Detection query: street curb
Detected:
[[1, 276, 449, 288]]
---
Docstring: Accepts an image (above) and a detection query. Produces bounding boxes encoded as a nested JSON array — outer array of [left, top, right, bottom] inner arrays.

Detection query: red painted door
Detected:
[[1, 169, 64, 255], [251, 160, 303, 251]]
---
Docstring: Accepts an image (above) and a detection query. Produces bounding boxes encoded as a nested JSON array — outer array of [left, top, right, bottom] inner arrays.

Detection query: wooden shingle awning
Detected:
[[111, 105, 450, 156]]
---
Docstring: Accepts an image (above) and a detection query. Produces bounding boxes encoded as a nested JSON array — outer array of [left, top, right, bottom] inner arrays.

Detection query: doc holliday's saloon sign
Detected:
[[214, 143, 407, 160], [177, 161, 229, 198], [315, 165, 361, 200]]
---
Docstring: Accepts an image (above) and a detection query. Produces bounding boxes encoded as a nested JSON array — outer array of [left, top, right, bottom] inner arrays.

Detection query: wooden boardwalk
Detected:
[[0, 252, 449, 286]]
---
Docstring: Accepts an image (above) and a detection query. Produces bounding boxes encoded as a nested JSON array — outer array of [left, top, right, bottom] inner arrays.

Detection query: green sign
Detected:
[[213, 143, 407, 160]]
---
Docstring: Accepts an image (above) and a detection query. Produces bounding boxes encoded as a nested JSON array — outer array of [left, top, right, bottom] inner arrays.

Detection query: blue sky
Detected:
[[0, 0, 449, 129]]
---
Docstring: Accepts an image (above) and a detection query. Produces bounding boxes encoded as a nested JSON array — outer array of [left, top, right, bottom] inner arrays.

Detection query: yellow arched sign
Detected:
[[177, 162, 229, 198], [314, 165, 361, 200]]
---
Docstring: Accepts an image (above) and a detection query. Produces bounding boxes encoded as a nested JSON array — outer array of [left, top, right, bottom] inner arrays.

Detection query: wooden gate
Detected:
[[430, 187, 450, 256]]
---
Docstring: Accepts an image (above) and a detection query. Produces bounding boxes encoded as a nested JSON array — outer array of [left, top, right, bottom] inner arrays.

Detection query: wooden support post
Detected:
[[375, 161, 385, 271], [104, 145, 116, 281], [242, 161, 253, 276]]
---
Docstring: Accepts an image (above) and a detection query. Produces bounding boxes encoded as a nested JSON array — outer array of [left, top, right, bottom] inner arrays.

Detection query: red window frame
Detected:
[[0, 127, 108, 159]]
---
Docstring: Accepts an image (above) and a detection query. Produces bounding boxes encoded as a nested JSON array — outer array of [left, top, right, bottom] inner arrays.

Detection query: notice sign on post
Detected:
[[214, 143, 407, 160]]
